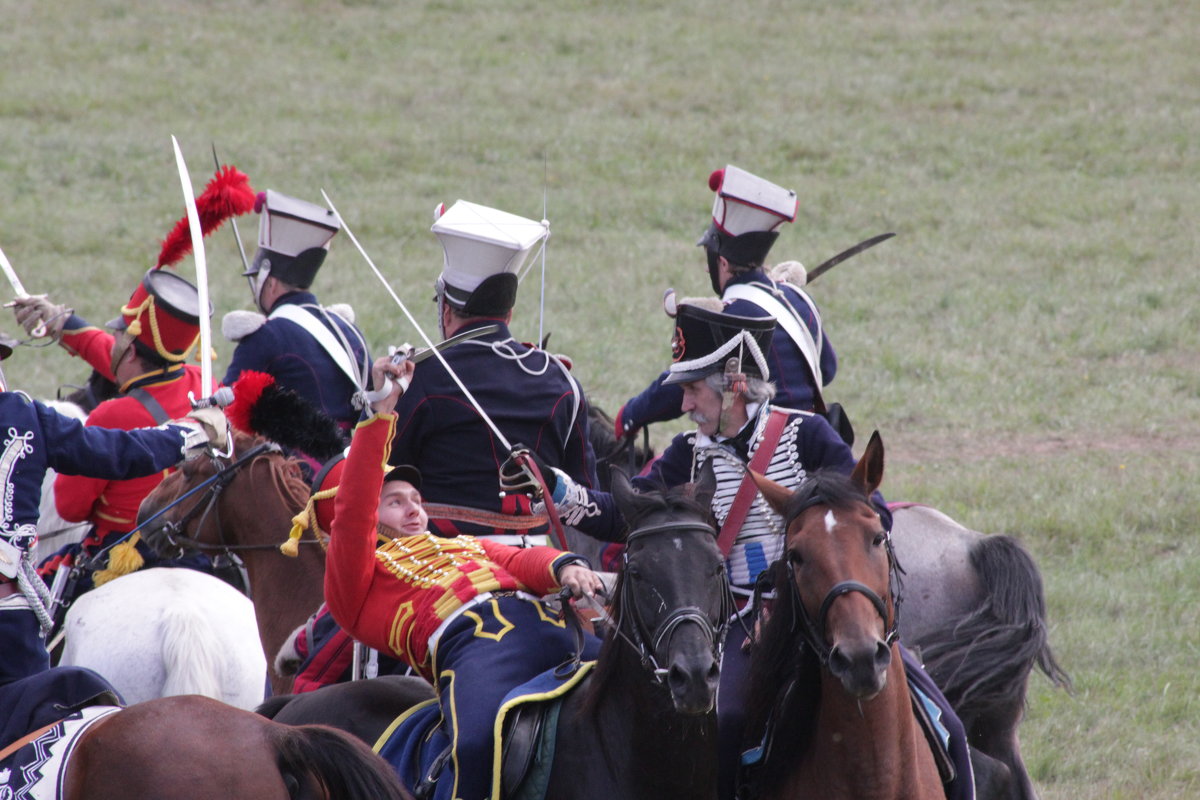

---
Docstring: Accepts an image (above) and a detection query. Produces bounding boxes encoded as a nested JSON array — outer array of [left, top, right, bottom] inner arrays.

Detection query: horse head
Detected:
[[753, 431, 898, 699], [603, 465, 729, 714], [137, 429, 308, 558]]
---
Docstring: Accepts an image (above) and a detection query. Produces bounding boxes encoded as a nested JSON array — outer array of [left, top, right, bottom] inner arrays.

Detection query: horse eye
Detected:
[[712, 563, 726, 578], [873, 532, 887, 547], [787, 550, 803, 566]]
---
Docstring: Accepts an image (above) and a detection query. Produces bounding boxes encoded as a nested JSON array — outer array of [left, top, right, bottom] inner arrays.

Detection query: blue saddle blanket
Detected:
[[375, 661, 594, 799]]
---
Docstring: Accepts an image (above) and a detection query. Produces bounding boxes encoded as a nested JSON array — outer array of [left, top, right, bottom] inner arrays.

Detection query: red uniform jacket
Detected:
[[54, 325, 204, 539], [324, 414, 571, 679]]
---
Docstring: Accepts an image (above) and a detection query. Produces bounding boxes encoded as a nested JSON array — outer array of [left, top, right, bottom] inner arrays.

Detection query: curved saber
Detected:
[[170, 136, 213, 398], [320, 190, 514, 453], [805, 232, 896, 285], [0, 245, 47, 338]]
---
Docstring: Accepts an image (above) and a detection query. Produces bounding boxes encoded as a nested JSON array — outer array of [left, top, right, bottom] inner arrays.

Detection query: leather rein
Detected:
[[140, 442, 319, 556]]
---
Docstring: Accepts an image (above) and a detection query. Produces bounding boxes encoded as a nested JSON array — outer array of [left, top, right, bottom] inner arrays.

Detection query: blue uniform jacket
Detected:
[[632, 408, 892, 538], [617, 270, 837, 434], [0, 392, 188, 546], [388, 320, 621, 541], [222, 291, 370, 430]]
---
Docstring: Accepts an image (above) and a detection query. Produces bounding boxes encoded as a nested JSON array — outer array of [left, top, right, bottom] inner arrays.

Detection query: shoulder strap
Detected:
[[716, 409, 790, 557], [126, 387, 170, 425], [268, 303, 365, 390], [723, 282, 825, 406]]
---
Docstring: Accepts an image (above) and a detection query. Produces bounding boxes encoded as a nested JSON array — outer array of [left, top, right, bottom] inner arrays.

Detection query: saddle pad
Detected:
[[0, 706, 120, 800], [373, 661, 595, 800]]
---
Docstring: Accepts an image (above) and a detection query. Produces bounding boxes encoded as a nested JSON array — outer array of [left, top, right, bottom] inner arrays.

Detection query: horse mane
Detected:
[[230, 429, 312, 515], [586, 399, 654, 490], [577, 482, 712, 716], [741, 560, 823, 795], [739, 469, 873, 796]]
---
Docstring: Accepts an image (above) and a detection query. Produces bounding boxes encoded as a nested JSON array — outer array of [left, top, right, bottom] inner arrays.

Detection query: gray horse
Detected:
[[890, 503, 1072, 800]]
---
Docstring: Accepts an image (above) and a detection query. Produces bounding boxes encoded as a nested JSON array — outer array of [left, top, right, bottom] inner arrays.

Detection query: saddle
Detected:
[[377, 662, 594, 800]]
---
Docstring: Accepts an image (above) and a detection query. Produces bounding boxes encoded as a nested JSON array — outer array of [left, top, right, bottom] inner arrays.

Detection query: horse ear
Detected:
[[850, 430, 885, 496], [609, 465, 637, 516], [750, 469, 793, 515], [691, 459, 717, 509]]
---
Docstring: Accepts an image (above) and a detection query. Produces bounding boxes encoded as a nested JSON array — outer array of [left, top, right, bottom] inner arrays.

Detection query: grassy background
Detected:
[[3, 1, 1197, 796]]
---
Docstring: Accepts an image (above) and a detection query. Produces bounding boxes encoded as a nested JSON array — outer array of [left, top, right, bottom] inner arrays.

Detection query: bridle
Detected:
[[609, 520, 737, 684], [139, 441, 319, 558], [785, 501, 904, 668]]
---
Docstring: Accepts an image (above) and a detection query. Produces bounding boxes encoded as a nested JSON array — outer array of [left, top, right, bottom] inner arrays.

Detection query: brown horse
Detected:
[[27, 694, 409, 799], [741, 433, 945, 800], [138, 431, 325, 694]]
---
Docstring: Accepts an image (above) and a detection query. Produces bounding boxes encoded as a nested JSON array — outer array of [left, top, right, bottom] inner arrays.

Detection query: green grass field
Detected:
[[3, 1, 1198, 796]]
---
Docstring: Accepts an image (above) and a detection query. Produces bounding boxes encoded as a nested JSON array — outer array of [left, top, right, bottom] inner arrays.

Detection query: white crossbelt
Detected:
[[723, 282, 824, 387], [269, 303, 365, 390]]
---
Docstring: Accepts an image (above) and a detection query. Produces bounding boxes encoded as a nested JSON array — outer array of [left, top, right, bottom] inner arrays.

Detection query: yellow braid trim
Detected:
[[93, 534, 145, 587]]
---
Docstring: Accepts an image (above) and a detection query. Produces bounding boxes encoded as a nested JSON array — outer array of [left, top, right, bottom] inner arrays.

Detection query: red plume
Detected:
[[156, 165, 257, 269], [225, 370, 276, 435]]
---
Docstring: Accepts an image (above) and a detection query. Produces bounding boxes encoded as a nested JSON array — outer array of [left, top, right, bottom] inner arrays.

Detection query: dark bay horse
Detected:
[[39, 694, 411, 799], [261, 470, 732, 800], [741, 434, 946, 800], [138, 430, 326, 694]]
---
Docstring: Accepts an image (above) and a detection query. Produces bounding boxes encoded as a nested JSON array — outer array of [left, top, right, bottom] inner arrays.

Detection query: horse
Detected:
[[890, 505, 1071, 800], [1, 694, 412, 800], [137, 430, 326, 694], [58, 567, 268, 709], [740, 433, 949, 800], [259, 469, 732, 799], [586, 403, 1068, 800]]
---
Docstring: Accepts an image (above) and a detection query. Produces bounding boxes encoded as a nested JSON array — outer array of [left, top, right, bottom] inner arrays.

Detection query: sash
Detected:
[[716, 409, 789, 557], [723, 282, 825, 404], [269, 303, 365, 390]]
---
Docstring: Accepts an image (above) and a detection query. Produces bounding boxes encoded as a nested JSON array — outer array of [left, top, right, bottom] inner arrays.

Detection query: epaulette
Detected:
[[325, 303, 355, 324], [222, 310, 268, 342]]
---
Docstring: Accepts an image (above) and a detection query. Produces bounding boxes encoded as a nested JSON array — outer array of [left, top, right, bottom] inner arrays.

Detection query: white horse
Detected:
[[59, 567, 268, 710]]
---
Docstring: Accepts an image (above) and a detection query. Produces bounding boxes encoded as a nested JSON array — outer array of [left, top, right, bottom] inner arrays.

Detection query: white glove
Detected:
[[171, 406, 229, 458], [11, 295, 70, 340]]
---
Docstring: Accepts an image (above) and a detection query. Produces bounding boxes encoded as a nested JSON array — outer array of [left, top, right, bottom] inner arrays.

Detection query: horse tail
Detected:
[[271, 723, 412, 800], [919, 535, 1072, 722], [160, 599, 225, 700]]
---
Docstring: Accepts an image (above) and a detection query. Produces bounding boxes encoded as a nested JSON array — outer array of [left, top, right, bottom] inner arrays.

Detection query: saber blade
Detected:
[[171, 136, 213, 398], [805, 232, 896, 285], [321, 189, 515, 452], [0, 244, 46, 337]]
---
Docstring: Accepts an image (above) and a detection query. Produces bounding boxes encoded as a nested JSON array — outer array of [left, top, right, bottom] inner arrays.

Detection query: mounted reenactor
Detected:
[[520, 301, 973, 800], [222, 190, 372, 455], [9, 166, 253, 592], [325, 354, 603, 800], [386, 199, 620, 545], [0, 331, 225, 745], [616, 165, 843, 440]]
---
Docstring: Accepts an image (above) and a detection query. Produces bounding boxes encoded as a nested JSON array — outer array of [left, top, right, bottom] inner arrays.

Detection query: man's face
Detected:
[[680, 378, 723, 437], [378, 480, 428, 535]]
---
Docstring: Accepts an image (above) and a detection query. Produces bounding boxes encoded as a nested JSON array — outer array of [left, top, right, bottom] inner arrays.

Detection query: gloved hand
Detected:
[[498, 445, 556, 500], [172, 406, 229, 458], [11, 295, 70, 340]]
